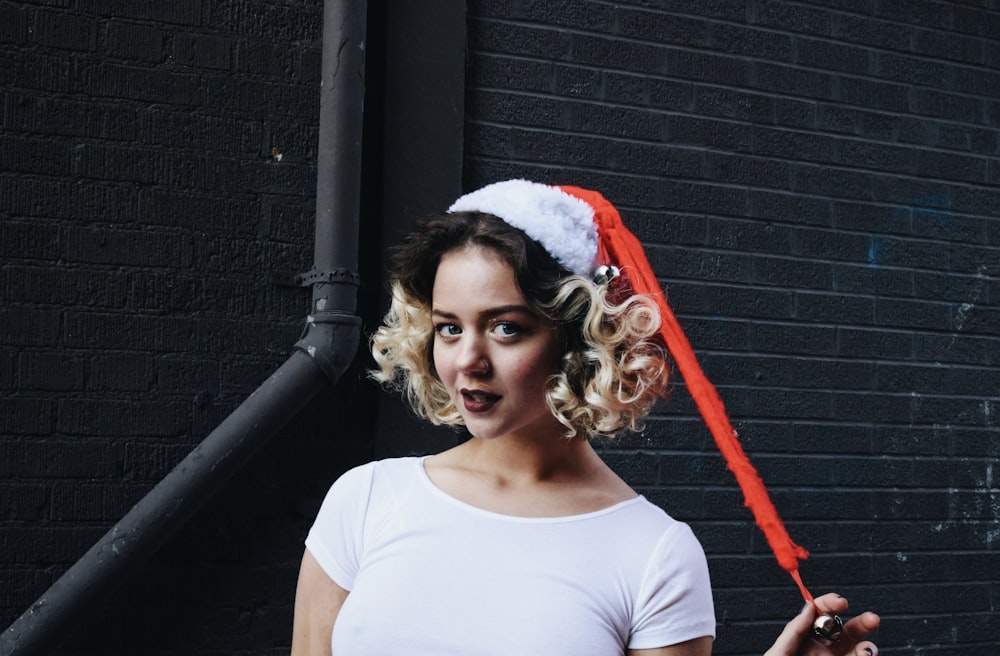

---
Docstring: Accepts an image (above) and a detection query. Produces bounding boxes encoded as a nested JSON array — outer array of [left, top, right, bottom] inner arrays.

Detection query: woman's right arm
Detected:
[[290, 549, 350, 656]]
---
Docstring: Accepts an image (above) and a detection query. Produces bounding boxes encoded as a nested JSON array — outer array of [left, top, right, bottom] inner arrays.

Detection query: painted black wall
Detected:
[[2, 1, 999, 655], [462, 2, 999, 655], [0, 1, 379, 653]]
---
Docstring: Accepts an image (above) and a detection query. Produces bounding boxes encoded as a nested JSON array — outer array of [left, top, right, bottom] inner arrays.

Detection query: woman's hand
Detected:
[[765, 593, 880, 656]]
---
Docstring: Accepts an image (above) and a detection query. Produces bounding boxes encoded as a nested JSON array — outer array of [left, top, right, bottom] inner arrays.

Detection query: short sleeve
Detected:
[[304, 461, 377, 592], [628, 521, 716, 650]]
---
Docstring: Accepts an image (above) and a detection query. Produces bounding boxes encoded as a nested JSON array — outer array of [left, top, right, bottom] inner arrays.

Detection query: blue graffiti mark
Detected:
[[867, 234, 883, 268]]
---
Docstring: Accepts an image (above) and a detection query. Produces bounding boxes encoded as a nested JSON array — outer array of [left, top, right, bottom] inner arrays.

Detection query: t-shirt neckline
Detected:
[[415, 455, 645, 523]]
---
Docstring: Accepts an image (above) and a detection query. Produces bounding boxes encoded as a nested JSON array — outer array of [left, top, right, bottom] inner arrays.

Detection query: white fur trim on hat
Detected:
[[447, 179, 599, 276]]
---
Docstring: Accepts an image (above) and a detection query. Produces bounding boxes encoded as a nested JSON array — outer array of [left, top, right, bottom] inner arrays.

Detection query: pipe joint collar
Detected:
[[294, 312, 363, 384]]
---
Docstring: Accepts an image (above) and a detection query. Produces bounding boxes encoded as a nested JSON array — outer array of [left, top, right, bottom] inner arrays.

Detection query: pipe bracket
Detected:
[[273, 268, 360, 288]]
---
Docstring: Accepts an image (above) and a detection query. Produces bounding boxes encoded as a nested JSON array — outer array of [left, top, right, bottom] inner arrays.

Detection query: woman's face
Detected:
[[431, 245, 564, 441]]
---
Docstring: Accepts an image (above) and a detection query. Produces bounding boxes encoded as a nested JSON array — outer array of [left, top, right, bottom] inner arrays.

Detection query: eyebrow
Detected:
[[431, 304, 535, 320]]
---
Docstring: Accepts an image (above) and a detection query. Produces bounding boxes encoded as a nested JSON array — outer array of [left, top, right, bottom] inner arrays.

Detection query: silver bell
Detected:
[[593, 264, 621, 285], [812, 614, 843, 646]]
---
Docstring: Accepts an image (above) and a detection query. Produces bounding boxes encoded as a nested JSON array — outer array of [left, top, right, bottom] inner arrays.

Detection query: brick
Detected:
[[571, 34, 665, 76], [0, 220, 61, 261], [553, 64, 601, 100], [671, 281, 795, 320], [2, 265, 129, 308], [0, 398, 53, 435], [172, 32, 232, 70], [707, 152, 791, 188], [954, 4, 1000, 38], [707, 218, 792, 254], [912, 209, 987, 244], [57, 398, 189, 437], [752, 0, 835, 35], [0, 309, 61, 347], [837, 327, 915, 360], [468, 53, 555, 94], [103, 20, 165, 62], [751, 255, 831, 290], [18, 350, 85, 391], [666, 48, 750, 87], [73, 61, 199, 105], [835, 138, 911, 174], [753, 126, 833, 164], [33, 8, 97, 52], [876, 0, 955, 31], [816, 104, 858, 135], [5, 92, 137, 142], [64, 225, 193, 268], [659, 178, 749, 217], [647, 77, 694, 112], [679, 317, 749, 352], [0, 135, 73, 177], [791, 163, 873, 201], [833, 13, 912, 50], [234, 37, 293, 77], [0, 351, 13, 389], [207, 1, 321, 41], [749, 322, 837, 356], [748, 190, 832, 227], [470, 19, 570, 60], [773, 97, 816, 129], [754, 61, 835, 100], [669, 115, 750, 152], [796, 36, 872, 74], [831, 262, 914, 298], [88, 353, 156, 392], [50, 482, 148, 521], [694, 86, 773, 123], [912, 27, 985, 65], [856, 109, 897, 140], [0, 177, 140, 223], [158, 355, 219, 394], [836, 76, 909, 112], [619, 8, 708, 47], [649, 245, 750, 283], [64, 311, 195, 352], [139, 189, 259, 234], [875, 297, 953, 331], [0, 5, 27, 44], [913, 270, 991, 303], [709, 22, 792, 59], [912, 89, 985, 125], [0, 526, 105, 565], [75, 0, 204, 26]]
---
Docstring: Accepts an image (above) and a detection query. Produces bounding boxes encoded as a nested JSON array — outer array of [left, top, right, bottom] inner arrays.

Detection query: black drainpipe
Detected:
[[0, 1, 367, 654]]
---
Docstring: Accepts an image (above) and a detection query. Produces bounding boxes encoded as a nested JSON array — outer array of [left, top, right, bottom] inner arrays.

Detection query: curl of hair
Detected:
[[369, 211, 670, 439], [542, 276, 669, 439], [370, 280, 462, 426]]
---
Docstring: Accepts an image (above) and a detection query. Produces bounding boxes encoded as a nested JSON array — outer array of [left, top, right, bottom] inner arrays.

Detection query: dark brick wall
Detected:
[[3, 0, 999, 654], [464, 2, 999, 655], [0, 1, 377, 653]]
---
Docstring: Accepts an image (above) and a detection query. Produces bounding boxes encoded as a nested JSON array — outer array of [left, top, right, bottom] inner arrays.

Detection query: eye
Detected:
[[434, 323, 461, 338], [491, 321, 521, 338]]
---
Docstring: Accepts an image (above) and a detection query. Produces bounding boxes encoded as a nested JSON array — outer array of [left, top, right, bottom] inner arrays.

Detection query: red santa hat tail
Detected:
[[451, 179, 814, 602]]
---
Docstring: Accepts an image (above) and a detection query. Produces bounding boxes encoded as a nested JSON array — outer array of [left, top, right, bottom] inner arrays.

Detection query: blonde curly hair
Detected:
[[370, 212, 670, 439]]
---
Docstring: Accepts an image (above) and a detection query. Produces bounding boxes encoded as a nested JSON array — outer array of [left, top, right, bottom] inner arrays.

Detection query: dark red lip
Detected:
[[461, 389, 500, 413]]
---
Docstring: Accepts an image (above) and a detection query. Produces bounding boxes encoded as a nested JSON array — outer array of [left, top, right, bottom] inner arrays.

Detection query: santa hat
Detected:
[[449, 179, 816, 605]]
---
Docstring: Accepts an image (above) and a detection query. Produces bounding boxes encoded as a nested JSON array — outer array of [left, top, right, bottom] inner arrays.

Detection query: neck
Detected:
[[454, 429, 604, 485]]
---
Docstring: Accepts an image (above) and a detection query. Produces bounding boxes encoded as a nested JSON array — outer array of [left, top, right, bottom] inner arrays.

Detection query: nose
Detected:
[[455, 334, 490, 375]]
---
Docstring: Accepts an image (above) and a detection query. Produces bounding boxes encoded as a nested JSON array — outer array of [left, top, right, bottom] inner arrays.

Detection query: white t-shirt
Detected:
[[305, 457, 715, 655]]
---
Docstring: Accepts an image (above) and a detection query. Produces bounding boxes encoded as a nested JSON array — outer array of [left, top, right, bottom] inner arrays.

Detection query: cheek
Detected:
[[431, 341, 451, 382]]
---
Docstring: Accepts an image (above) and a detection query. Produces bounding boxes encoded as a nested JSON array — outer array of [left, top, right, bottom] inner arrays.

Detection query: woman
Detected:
[[291, 180, 880, 656]]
